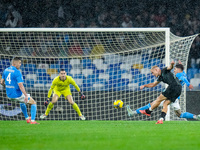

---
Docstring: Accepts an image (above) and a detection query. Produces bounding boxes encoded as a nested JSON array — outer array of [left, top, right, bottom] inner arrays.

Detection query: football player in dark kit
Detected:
[[139, 61, 182, 124]]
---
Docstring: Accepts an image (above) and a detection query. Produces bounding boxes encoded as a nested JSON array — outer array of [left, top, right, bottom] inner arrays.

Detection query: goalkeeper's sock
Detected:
[[31, 104, 37, 121], [20, 103, 29, 118], [180, 112, 194, 119], [72, 103, 82, 116], [136, 103, 151, 114], [45, 102, 54, 116]]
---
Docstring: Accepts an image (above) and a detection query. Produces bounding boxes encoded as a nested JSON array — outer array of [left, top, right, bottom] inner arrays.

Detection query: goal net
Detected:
[[0, 28, 197, 121]]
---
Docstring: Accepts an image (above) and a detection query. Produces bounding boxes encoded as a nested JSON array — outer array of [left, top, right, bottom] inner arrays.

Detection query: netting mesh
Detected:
[[0, 28, 197, 121]]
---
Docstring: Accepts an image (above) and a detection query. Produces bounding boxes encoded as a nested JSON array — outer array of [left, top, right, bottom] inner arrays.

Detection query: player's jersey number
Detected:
[[6, 73, 11, 84]]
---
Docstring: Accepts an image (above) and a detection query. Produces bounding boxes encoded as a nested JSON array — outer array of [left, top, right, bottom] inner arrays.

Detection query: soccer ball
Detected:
[[113, 100, 123, 109]]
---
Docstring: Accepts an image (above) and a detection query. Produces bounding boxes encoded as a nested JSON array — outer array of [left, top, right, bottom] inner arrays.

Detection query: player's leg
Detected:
[[126, 102, 152, 117], [63, 87, 85, 120], [140, 94, 167, 116], [161, 100, 171, 114], [40, 93, 60, 119], [156, 100, 171, 124], [143, 85, 181, 116], [12, 95, 29, 121], [156, 86, 181, 124], [172, 100, 198, 120], [175, 110, 198, 119], [151, 94, 167, 110], [40, 91, 60, 119], [171, 99, 182, 118], [28, 97, 39, 124], [66, 95, 85, 120], [127, 100, 165, 117], [20, 102, 30, 123], [15, 94, 31, 123]]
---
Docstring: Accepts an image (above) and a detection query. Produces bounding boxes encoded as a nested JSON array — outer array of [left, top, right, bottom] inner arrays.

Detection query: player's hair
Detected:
[[12, 57, 21, 64], [60, 69, 66, 73], [175, 63, 184, 71], [151, 65, 159, 70], [12, 57, 21, 61]]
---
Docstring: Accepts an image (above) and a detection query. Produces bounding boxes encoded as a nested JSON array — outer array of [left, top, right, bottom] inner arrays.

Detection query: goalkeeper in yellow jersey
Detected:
[[40, 69, 86, 120]]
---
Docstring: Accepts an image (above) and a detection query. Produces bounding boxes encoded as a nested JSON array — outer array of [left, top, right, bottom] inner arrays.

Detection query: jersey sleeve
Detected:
[[176, 72, 181, 79], [16, 71, 23, 83], [50, 78, 57, 89], [47, 78, 57, 98], [180, 76, 190, 87], [69, 76, 80, 92], [163, 67, 169, 73]]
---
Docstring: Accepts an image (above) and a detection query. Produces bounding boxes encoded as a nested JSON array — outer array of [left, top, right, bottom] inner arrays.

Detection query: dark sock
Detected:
[[161, 112, 166, 120], [146, 108, 152, 114]]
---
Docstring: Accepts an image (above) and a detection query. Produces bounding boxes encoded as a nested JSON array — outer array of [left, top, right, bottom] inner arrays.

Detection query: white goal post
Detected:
[[0, 28, 198, 121]]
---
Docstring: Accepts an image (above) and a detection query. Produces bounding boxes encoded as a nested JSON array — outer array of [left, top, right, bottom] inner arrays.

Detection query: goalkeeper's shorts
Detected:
[[53, 87, 72, 98]]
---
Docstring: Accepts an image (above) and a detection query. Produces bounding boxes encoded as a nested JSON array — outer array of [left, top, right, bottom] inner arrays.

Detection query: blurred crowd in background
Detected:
[[0, 0, 200, 68]]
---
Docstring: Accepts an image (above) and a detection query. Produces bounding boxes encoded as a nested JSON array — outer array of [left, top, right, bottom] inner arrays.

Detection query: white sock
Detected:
[[133, 111, 137, 114], [159, 118, 164, 121], [149, 107, 152, 111], [26, 117, 29, 120], [31, 120, 35, 122], [193, 115, 197, 119]]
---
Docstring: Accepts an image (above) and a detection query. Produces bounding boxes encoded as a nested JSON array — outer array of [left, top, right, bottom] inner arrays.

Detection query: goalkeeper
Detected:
[[40, 69, 86, 120]]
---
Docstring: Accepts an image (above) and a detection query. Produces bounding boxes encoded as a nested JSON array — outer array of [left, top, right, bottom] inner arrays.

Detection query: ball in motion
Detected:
[[113, 100, 123, 109]]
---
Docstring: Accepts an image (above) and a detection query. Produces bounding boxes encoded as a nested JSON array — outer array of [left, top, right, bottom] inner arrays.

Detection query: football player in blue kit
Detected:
[[1, 57, 39, 124]]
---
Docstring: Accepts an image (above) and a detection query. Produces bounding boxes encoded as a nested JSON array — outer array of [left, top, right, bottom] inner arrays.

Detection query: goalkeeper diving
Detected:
[[40, 69, 86, 120]]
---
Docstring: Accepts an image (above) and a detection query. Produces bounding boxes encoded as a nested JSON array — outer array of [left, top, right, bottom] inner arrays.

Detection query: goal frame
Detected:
[[0, 27, 173, 120]]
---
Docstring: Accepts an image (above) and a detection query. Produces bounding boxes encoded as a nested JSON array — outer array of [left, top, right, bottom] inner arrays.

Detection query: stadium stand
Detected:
[[0, 0, 200, 90]]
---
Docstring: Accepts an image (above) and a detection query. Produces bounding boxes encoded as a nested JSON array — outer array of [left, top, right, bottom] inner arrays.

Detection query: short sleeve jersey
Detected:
[[50, 75, 80, 92], [157, 67, 181, 86], [2, 66, 23, 98]]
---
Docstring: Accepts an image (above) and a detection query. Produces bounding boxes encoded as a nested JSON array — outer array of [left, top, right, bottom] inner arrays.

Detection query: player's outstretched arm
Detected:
[[167, 61, 175, 70], [0, 79, 5, 89], [44, 87, 54, 107], [178, 60, 182, 64], [47, 88, 53, 99], [188, 84, 194, 90], [44, 98, 50, 107], [181, 76, 193, 90], [69, 77, 86, 99], [1, 71, 5, 87], [140, 81, 160, 90], [44, 79, 56, 106]]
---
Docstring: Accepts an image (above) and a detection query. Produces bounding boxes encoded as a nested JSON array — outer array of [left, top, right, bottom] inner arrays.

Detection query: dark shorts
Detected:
[[162, 85, 182, 102]]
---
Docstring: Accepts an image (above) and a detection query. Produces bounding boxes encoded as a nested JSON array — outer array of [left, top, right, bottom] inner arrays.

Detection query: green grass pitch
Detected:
[[0, 121, 200, 150]]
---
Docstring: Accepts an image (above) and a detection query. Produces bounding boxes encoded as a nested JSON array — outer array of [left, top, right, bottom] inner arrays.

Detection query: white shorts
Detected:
[[159, 99, 181, 110], [8, 94, 31, 103]]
